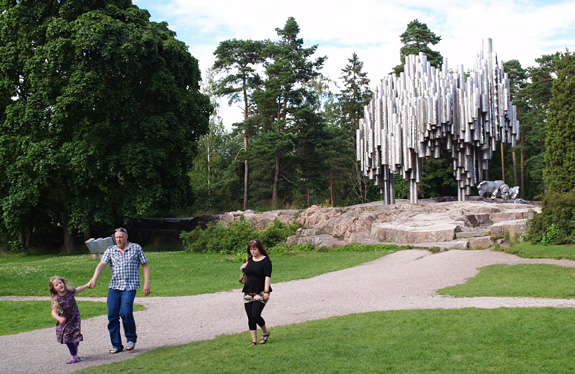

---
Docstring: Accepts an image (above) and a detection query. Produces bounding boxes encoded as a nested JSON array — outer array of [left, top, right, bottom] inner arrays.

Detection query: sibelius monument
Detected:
[[356, 39, 520, 204]]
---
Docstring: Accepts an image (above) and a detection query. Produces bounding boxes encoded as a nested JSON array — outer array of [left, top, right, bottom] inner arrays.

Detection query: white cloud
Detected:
[[133, 0, 575, 127]]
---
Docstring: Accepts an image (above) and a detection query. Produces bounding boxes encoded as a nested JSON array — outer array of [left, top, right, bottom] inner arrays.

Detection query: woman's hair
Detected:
[[49, 275, 74, 314], [246, 238, 269, 258]]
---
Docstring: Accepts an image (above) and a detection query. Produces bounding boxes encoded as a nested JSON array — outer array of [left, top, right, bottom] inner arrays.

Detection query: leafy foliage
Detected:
[[212, 39, 269, 210], [544, 51, 575, 193], [255, 17, 327, 208], [392, 19, 442, 76], [188, 70, 244, 215], [527, 190, 575, 244], [325, 53, 377, 206], [181, 219, 299, 255], [502, 55, 559, 199], [0, 1, 211, 252], [419, 157, 458, 198]]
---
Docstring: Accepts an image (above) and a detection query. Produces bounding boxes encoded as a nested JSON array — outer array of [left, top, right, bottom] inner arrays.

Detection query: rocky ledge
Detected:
[[223, 197, 540, 250]]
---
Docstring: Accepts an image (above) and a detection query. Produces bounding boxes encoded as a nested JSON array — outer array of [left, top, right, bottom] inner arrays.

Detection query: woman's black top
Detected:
[[242, 256, 272, 294]]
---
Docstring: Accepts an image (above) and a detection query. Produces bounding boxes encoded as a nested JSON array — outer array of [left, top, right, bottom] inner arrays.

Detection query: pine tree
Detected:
[[212, 39, 268, 209], [338, 53, 373, 133], [393, 19, 442, 76], [327, 53, 375, 206], [544, 51, 575, 193], [251, 17, 326, 208]]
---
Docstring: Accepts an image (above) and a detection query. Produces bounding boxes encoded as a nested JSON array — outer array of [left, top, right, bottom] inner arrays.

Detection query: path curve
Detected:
[[2, 249, 575, 373]]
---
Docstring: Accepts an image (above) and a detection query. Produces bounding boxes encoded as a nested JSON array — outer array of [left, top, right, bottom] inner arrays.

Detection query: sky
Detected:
[[131, 0, 575, 127]]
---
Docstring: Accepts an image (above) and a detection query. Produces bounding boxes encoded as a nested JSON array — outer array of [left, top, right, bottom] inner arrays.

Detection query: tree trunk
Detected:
[[272, 155, 281, 209], [520, 139, 525, 199], [62, 219, 76, 254], [83, 228, 91, 242], [243, 87, 249, 210], [500, 143, 505, 182], [243, 133, 249, 210], [512, 149, 518, 187], [18, 228, 31, 252], [329, 160, 336, 207]]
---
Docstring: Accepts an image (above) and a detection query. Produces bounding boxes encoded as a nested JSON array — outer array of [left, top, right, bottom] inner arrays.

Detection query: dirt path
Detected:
[[2, 249, 575, 374]]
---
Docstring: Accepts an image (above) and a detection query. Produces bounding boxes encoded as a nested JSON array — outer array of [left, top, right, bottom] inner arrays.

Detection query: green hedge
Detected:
[[527, 190, 575, 244], [180, 218, 299, 256]]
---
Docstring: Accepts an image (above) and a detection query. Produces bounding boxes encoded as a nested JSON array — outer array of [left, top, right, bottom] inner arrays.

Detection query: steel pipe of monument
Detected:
[[357, 39, 520, 204]]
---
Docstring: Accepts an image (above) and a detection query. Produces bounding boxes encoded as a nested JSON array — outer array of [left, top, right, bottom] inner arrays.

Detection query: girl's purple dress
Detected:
[[55, 289, 83, 344]]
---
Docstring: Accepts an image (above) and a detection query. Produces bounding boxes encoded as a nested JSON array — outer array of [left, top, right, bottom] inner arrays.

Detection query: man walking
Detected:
[[89, 227, 150, 354]]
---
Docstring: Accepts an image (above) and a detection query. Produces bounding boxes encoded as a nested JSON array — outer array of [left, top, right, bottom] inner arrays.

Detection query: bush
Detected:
[[180, 218, 299, 256], [527, 190, 575, 244]]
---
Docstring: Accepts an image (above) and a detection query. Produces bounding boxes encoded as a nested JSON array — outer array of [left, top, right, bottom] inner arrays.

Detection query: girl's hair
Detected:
[[246, 238, 269, 258], [49, 276, 74, 314]]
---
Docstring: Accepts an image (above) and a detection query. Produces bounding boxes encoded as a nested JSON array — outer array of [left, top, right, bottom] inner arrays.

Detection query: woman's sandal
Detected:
[[259, 333, 270, 344], [248, 341, 257, 346], [125, 341, 136, 351], [109, 346, 124, 354]]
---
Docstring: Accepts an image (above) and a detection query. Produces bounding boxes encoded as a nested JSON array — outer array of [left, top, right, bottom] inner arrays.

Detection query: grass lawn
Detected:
[[4, 243, 575, 372], [0, 249, 393, 334], [0, 250, 393, 297], [498, 242, 575, 260], [77, 308, 575, 374], [438, 263, 575, 298]]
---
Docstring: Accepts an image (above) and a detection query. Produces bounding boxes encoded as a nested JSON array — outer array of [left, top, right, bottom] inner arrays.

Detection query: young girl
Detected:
[[49, 276, 90, 364]]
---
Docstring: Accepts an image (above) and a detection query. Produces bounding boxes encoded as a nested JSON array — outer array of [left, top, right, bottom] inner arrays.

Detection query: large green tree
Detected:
[[327, 53, 375, 206], [0, 0, 211, 252], [393, 19, 442, 76], [544, 51, 575, 193], [500, 59, 527, 196], [212, 39, 268, 210], [250, 17, 326, 208], [501, 55, 559, 199], [338, 53, 372, 133], [527, 51, 575, 245]]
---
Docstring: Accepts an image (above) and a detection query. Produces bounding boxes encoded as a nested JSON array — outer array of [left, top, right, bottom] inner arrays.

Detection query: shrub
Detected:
[[259, 220, 300, 248], [527, 190, 575, 244], [181, 218, 299, 256]]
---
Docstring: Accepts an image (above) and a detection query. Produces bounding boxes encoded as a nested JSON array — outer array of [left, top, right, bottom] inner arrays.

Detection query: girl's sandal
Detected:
[[248, 342, 257, 346], [259, 333, 270, 344]]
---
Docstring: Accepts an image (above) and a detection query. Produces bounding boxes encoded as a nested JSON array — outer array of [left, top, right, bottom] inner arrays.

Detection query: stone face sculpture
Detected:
[[357, 39, 520, 204], [477, 180, 519, 200]]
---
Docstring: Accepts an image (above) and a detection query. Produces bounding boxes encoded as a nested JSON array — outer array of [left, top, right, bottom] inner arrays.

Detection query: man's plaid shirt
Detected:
[[101, 242, 148, 291]]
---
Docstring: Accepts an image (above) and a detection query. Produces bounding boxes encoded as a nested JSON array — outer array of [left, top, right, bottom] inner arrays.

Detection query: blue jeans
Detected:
[[107, 289, 137, 349]]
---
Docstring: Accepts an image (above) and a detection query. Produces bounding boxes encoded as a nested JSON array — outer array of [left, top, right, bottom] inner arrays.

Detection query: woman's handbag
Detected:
[[238, 272, 247, 284], [238, 257, 248, 284]]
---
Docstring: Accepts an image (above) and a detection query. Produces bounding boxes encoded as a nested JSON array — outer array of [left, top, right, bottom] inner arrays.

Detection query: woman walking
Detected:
[[241, 238, 272, 346]]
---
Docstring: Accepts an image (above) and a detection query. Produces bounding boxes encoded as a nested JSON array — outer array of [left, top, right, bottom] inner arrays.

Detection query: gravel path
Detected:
[[2, 249, 575, 374]]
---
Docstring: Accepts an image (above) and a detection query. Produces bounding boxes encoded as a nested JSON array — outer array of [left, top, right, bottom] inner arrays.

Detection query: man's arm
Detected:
[[88, 261, 108, 289], [142, 262, 150, 296]]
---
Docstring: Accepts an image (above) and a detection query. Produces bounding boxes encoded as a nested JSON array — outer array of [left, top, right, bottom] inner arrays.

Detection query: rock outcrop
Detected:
[[224, 198, 540, 250]]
